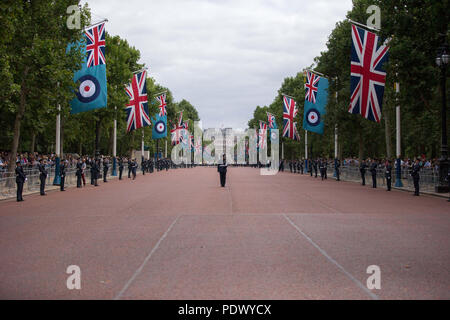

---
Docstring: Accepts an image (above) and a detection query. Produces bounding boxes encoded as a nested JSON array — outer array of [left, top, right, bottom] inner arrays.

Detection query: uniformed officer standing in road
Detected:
[[60, 160, 67, 191], [411, 158, 421, 196], [132, 159, 137, 180], [38, 158, 47, 195], [128, 158, 132, 178], [299, 159, 303, 174], [119, 157, 124, 180], [142, 159, 147, 175], [370, 159, 378, 188], [313, 159, 318, 178], [15, 161, 26, 202], [103, 157, 109, 182], [385, 159, 392, 191], [218, 154, 228, 187], [289, 160, 293, 173], [93, 159, 100, 186], [90, 158, 95, 185], [335, 158, 341, 181], [76, 158, 82, 188], [319, 159, 326, 180], [360, 159, 367, 186]]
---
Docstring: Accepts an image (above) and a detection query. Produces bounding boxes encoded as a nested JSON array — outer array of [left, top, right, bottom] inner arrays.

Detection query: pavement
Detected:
[[0, 167, 448, 300]]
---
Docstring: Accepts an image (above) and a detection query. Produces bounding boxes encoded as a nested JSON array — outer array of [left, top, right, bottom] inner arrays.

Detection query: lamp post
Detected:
[[435, 39, 449, 193]]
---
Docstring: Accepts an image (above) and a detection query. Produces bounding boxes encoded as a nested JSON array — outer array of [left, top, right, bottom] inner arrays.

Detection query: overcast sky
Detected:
[[82, 0, 353, 130]]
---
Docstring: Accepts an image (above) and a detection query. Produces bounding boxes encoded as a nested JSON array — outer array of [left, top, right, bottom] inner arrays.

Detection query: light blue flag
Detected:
[[303, 72, 328, 134], [69, 39, 107, 114], [151, 113, 167, 139]]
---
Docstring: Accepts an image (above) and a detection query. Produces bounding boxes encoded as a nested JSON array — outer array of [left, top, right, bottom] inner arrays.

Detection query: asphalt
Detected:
[[0, 167, 448, 299]]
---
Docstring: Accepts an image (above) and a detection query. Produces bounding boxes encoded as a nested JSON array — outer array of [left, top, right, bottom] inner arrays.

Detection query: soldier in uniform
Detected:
[[38, 158, 47, 195], [385, 159, 392, 191], [299, 159, 303, 174], [119, 157, 124, 180], [76, 158, 83, 188], [103, 157, 109, 182], [93, 159, 100, 186], [313, 159, 318, 178], [132, 159, 137, 180], [360, 159, 367, 186], [149, 158, 154, 173], [411, 158, 421, 196], [15, 161, 26, 202], [218, 154, 228, 187], [319, 158, 326, 180], [293, 160, 297, 173], [142, 159, 147, 175], [90, 158, 95, 185], [128, 158, 132, 178], [279, 159, 284, 172], [60, 160, 67, 191], [323, 158, 328, 179], [370, 158, 378, 188], [335, 158, 341, 181]]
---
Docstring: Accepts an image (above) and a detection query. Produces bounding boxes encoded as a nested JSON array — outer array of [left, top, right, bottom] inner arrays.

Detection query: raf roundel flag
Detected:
[[303, 71, 328, 135], [70, 24, 107, 114], [151, 113, 167, 139]]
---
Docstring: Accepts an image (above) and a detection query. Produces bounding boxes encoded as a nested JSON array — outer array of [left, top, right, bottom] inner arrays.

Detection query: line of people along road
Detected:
[[278, 157, 422, 196], [14, 156, 187, 202]]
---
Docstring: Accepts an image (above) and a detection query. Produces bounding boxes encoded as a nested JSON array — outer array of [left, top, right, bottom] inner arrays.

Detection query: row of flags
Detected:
[[267, 23, 389, 143], [68, 21, 389, 148]]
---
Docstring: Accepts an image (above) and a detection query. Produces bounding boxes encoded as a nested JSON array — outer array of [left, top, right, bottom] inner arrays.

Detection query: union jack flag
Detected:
[[282, 95, 300, 141], [170, 112, 184, 145], [258, 121, 268, 149], [156, 93, 167, 116], [349, 24, 389, 122], [125, 70, 151, 132], [267, 112, 277, 129], [85, 23, 106, 68], [305, 71, 320, 103]]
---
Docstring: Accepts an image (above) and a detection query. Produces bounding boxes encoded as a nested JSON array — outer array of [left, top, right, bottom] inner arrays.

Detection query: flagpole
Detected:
[[53, 83, 61, 185], [112, 106, 117, 176], [165, 139, 167, 158], [306, 69, 326, 77], [395, 81, 403, 187], [141, 130, 145, 164], [334, 87, 338, 178], [348, 19, 380, 32], [304, 130, 308, 172], [84, 19, 108, 31], [281, 93, 296, 100], [132, 67, 149, 74]]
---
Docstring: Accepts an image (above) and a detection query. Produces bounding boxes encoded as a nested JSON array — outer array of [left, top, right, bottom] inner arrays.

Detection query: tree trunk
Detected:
[[60, 115, 64, 159], [30, 131, 36, 155], [7, 67, 30, 181], [384, 111, 392, 159], [95, 119, 102, 156], [108, 125, 114, 156]]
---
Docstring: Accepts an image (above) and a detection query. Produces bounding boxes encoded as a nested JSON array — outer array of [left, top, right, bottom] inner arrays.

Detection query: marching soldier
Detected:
[[324, 159, 328, 179], [90, 158, 95, 185], [142, 159, 147, 175], [385, 159, 392, 191], [60, 160, 67, 191], [15, 161, 26, 202], [76, 158, 82, 188], [411, 158, 421, 196], [313, 159, 318, 178], [360, 159, 367, 186], [38, 158, 47, 195], [103, 157, 109, 182], [335, 158, 340, 181], [289, 160, 293, 173], [370, 159, 378, 188], [119, 157, 124, 180]]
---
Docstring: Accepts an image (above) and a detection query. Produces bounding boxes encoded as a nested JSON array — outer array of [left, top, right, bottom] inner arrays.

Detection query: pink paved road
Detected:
[[0, 167, 449, 299]]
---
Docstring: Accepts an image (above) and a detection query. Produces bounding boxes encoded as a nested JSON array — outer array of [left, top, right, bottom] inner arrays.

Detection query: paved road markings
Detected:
[[283, 214, 379, 300], [114, 215, 180, 300]]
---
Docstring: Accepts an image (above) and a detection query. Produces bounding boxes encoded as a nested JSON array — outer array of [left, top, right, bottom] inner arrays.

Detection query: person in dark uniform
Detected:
[[76, 158, 82, 188], [60, 160, 67, 191], [335, 158, 340, 181], [103, 158, 109, 182], [149, 159, 154, 173], [411, 158, 421, 196], [319, 159, 325, 180], [289, 160, 293, 173], [15, 161, 26, 202], [132, 159, 137, 180], [93, 159, 100, 186], [370, 159, 378, 188], [142, 159, 146, 175], [119, 157, 124, 180], [218, 154, 228, 187], [313, 159, 318, 178], [38, 158, 47, 195], [385, 159, 392, 191], [360, 159, 367, 186], [90, 158, 95, 185], [299, 160, 303, 174], [279, 159, 284, 172], [309, 160, 313, 176], [323, 159, 328, 179], [128, 158, 132, 178]]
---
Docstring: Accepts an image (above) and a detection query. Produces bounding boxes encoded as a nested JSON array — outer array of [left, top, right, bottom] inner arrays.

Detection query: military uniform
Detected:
[[335, 159, 340, 181], [60, 162, 66, 191], [132, 160, 137, 179], [90, 159, 95, 185], [103, 159, 109, 182], [360, 161, 367, 185], [38, 161, 47, 195], [411, 162, 420, 196], [385, 162, 392, 191], [76, 161, 82, 188], [93, 160, 100, 186], [15, 163, 26, 201], [119, 158, 124, 180], [128, 159, 132, 178], [218, 159, 228, 187], [370, 161, 378, 188], [313, 160, 318, 178]]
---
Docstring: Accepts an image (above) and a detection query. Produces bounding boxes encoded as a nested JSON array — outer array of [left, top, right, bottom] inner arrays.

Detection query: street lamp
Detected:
[[435, 39, 449, 193]]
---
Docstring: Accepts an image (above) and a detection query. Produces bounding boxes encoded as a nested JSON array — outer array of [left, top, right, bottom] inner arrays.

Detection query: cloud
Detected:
[[83, 0, 352, 129]]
